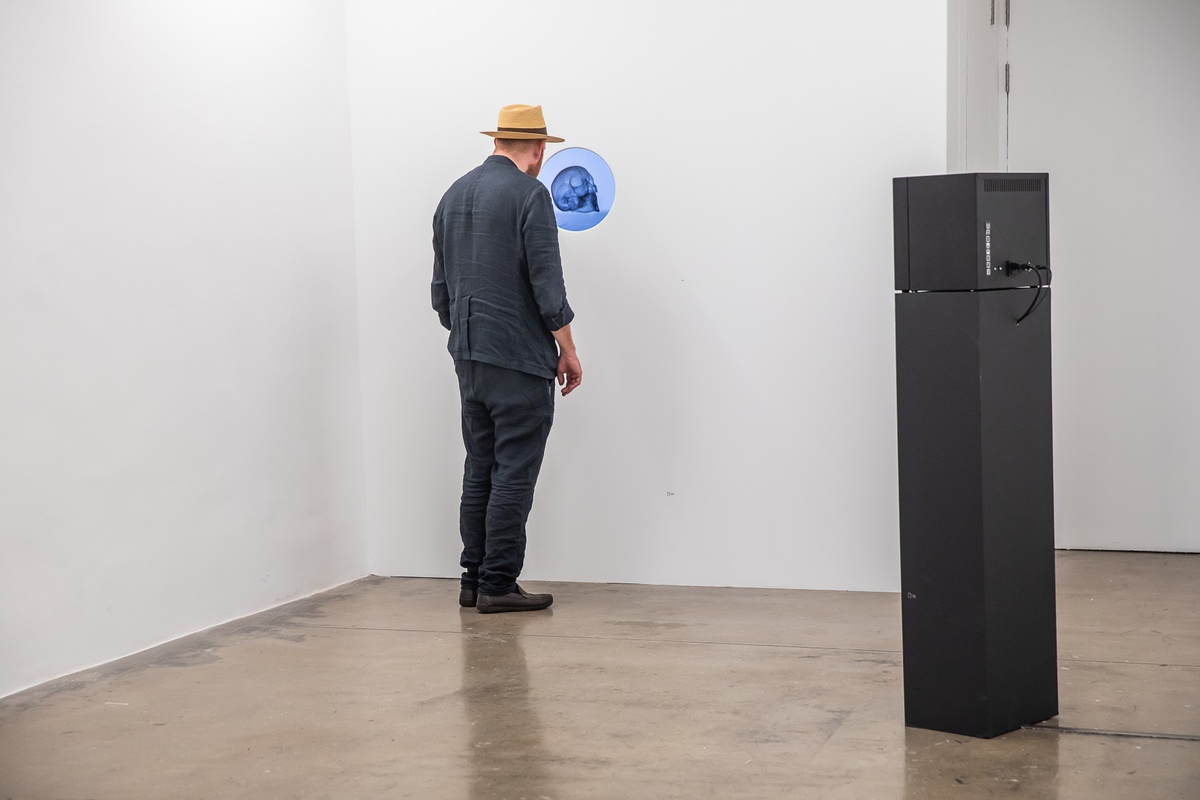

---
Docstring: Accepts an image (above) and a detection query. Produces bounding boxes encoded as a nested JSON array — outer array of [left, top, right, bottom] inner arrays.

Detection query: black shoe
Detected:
[[459, 587, 477, 608], [476, 584, 553, 614]]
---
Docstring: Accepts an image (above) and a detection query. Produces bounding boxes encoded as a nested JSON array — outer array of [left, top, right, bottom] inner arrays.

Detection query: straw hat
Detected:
[[481, 104, 565, 143]]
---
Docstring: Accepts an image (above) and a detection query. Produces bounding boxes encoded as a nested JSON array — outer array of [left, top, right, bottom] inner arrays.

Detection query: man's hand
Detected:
[[557, 351, 583, 396], [551, 324, 582, 396]]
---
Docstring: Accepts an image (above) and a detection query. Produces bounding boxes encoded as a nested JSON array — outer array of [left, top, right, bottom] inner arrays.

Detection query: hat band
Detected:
[[497, 126, 548, 135]]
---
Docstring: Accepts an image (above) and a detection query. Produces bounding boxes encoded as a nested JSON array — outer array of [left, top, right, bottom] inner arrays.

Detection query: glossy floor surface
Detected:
[[2, 551, 1197, 799]]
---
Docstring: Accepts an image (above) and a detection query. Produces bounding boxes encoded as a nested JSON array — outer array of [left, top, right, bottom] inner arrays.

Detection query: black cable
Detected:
[[1016, 283, 1043, 324], [1024, 723, 1200, 743], [1009, 261, 1051, 324], [1026, 264, 1052, 317]]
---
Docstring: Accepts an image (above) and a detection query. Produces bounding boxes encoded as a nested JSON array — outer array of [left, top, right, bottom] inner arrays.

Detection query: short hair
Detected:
[[493, 137, 543, 155]]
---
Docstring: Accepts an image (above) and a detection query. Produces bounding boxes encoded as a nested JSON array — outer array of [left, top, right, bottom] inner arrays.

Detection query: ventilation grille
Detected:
[[984, 178, 1043, 192]]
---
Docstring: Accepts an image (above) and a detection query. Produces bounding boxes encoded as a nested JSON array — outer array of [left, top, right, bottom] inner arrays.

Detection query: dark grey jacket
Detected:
[[432, 155, 574, 379]]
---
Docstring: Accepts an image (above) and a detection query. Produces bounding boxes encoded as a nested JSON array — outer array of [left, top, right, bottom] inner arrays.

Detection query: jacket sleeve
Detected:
[[431, 211, 451, 331], [523, 188, 574, 331]]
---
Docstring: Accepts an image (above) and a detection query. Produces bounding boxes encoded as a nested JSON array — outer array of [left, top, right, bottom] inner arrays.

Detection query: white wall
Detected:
[[348, 1, 946, 590], [0, 1, 366, 697], [1007, 1, 1200, 552]]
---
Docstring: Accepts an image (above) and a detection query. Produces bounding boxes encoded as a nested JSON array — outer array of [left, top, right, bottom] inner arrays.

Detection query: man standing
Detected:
[[432, 104, 583, 614]]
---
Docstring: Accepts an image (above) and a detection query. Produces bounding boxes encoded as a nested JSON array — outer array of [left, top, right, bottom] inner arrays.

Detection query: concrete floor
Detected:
[[1, 551, 1197, 799]]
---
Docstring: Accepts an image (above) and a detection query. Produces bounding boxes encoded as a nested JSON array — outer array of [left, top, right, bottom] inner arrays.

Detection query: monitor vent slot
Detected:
[[984, 178, 1043, 192]]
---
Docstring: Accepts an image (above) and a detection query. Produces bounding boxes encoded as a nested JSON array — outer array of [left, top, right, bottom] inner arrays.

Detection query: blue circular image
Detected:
[[539, 148, 615, 232]]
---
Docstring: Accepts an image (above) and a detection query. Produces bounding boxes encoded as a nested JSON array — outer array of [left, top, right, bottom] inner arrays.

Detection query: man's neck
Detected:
[[493, 146, 541, 177]]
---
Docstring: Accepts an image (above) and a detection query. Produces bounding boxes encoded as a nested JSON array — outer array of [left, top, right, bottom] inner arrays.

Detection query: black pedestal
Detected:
[[895, 288, 1058, 738]]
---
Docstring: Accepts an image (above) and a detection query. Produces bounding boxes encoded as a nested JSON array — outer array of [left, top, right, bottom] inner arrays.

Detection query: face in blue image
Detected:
[[539, 148, 615, 232]]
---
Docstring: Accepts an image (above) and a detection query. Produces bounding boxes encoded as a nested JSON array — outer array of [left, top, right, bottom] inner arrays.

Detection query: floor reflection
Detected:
[[902, 726, 1061, 798], [460, 613, 553, 800]]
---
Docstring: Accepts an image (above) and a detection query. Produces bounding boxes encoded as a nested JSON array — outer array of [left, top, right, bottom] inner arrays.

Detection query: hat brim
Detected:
[[481, 130, 565, 143]]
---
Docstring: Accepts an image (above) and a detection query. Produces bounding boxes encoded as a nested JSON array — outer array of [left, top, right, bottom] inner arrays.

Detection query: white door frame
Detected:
[[947, 0, 1009, 172]]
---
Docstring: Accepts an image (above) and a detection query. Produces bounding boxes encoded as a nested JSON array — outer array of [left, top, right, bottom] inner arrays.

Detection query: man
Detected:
[[432, 104, 583, 614]]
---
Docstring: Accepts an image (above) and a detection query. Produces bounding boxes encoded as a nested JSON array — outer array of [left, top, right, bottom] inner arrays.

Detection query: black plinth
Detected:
[[895, 288, 1058, 738]]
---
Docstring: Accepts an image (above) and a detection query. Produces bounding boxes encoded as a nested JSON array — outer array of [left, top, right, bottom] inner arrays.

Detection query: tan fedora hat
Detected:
[[481, 104, 565, 143]]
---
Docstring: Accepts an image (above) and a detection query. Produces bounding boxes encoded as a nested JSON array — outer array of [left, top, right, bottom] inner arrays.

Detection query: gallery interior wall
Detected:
[[0, 1, 367, 698], [346, 0, 947, 592], [5, 0, 1194, 702], [1006, 0, 1200, 553]]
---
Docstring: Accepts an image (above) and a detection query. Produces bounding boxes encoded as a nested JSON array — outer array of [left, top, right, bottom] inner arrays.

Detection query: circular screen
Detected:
[[539, 148, 615, 232]]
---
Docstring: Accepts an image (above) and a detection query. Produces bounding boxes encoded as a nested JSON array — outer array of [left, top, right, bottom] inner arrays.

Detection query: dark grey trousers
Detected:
[[454, 359, 555, 597]]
